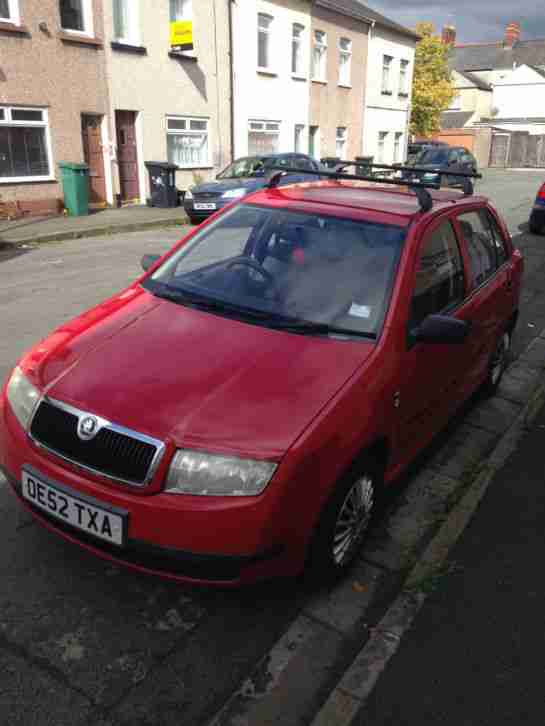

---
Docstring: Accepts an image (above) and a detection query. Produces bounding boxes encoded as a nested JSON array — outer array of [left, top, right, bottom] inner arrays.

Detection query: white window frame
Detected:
[[336, 127, 347, 158], [378, 131, 388, 163], [0, 106, 55, 183], [294, 124, 305, 153], [257, 12, 274, 72], [399, 59, 410, 95], [338, 37, 352, 87], [292, 22, 305, 78], [0, 0, 20, 25], [59, 0, 94, 37], [170, 0, 192, 21], [382, 55, 393, 94], [312, 30, 327, 82], [394, 132, 403, 163], [166, 115, 211, 169], [113, 0, 140, 45], [248, 120, 280, 154]]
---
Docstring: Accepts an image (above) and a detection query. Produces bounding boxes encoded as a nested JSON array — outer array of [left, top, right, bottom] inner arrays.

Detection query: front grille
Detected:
[[193, 192, 221, 200], [30, 400, 160, 486]]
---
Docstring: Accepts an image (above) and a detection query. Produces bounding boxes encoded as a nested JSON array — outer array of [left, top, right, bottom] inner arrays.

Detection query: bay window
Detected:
[[167, 117, 209, 168], [0, 107, 52, 182]]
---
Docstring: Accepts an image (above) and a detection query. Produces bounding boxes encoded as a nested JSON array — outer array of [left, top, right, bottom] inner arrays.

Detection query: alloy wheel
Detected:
[[491, 332, 510, 386], [332, 475, 374, 566]]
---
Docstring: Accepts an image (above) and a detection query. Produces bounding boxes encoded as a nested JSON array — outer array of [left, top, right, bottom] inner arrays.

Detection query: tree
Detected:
[[410, 22, 456, 138]]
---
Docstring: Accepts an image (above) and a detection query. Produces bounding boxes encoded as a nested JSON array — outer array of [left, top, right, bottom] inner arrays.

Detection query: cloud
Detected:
[[366, 0, 545, 42]]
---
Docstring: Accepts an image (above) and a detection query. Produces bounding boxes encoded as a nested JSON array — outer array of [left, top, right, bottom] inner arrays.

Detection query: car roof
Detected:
[[244, 180, 487, 226]]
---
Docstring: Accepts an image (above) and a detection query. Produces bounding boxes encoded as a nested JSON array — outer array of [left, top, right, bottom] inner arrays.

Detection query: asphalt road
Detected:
[[0, 170, 544, 726]]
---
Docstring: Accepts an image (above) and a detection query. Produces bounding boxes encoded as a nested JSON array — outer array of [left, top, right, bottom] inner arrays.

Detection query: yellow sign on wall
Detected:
[[170, 20, 193, 51]]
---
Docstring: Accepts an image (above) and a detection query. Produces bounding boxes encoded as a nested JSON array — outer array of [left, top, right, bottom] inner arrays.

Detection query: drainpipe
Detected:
[[228, 0, 235, 162], [362, 20, 376, 155]]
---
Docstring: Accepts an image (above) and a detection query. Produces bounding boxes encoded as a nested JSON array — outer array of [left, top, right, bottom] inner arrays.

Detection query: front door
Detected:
[[81, 115, 106, 206], [116, 110, 140, 203]]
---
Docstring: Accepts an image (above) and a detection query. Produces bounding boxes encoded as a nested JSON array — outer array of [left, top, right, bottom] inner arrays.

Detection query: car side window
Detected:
[[448, 149, 459, 164], [485, 211, 510, 266], [457, 211, 497, 288], [294, 155, 314, 171], [409, 220, 466, 331]]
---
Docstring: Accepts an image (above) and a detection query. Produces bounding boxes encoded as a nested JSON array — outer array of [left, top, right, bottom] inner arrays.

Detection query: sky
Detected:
[[367, 0, 545, 43]]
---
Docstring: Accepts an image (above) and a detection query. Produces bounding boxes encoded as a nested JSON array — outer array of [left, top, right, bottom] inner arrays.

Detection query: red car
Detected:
[[0, 169, 523, 585]]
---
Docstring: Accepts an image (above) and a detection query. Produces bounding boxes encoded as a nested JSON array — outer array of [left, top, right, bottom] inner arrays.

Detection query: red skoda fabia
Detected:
[[0, 176, 523, 585]]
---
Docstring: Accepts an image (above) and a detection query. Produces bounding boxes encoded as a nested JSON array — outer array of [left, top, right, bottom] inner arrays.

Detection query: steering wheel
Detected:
[[226, 257, 281, 301]]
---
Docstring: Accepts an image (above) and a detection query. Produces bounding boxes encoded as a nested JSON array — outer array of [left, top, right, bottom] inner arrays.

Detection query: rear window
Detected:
[[417, 148, 450, 165], [457, 211, 498, 288]]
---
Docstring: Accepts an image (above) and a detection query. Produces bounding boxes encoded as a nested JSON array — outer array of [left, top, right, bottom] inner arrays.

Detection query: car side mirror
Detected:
[[141, 254, 161, 272], [414, 314, 470, 345]]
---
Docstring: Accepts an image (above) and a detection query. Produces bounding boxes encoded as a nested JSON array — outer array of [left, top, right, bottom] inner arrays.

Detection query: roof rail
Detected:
[[266, 165, 439, 213]]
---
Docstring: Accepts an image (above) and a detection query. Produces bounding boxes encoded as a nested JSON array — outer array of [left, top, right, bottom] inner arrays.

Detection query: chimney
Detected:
[[504, 21, 521, 47], [442, 24, 457, 45]]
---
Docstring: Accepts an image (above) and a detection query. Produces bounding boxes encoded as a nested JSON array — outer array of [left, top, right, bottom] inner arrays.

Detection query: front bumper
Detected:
[[0, 396, 297, 585], [183, 198, 230, 221], [530, 204, 545, 231]]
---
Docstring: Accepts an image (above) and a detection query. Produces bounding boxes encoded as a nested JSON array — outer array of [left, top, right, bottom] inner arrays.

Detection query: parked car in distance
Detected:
[[406, 140, 448, 164], [401, 146, 478, 188], [0, 170, 522, 586], [183, 153, 322, 224], [529, 181, 545, 235]]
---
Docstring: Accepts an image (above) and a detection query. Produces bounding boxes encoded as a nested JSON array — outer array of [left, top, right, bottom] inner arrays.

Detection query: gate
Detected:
[[508, 132, 529, 167], [489, 134, 509, 167]]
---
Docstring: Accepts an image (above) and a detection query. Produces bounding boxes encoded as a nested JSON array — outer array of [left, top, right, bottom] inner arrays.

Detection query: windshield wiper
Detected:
[[263, 318, 377, 339], [151, 286, 273, 319]]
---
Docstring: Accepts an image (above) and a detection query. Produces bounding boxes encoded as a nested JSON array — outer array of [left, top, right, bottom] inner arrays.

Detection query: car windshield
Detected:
[[416, 148, 450, 165], [216, 157, 270, 179], [142, 204, 406, 339]]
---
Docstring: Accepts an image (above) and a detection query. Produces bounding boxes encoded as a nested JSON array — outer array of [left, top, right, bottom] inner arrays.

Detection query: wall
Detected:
[[104, 0, 231, 200], [309, 4, 369, 160], [363, 25, 415, 164], [492, 66, 545, 119], [231, 0, 311, 159], [432, 127, 492, 168], [0, 0, 110, 209]]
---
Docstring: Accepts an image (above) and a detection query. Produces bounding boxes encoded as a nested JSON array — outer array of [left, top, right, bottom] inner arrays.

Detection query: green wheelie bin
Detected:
[[59, 162, 90, 216]]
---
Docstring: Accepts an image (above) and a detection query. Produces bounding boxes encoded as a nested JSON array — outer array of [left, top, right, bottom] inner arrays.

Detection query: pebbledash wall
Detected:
[[0, 0, 110, 214]]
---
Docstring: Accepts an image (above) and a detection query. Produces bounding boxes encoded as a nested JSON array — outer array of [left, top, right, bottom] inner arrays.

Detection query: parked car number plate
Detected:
[[194, 202, 216, 211], [21, 470, 125, 546]]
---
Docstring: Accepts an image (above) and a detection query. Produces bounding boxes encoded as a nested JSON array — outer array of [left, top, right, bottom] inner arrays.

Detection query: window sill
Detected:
[[338, 83, 352, 89], [0, 20, 30, 35], [111, 41, 147, 55], [311, 78, 327, 85], [174, 165, 214, 171], [0, 176, 57, 184], [257, 68, 278, 77], [291, 74, 307, 82], [58, 32, 103, 48], [381, 90, 393, 96], [169, 50, 198, 62]]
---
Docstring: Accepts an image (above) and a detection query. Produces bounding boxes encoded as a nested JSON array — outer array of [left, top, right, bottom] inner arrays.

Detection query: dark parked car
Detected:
[[183, 153, 322, 224], [406, 140, 448, 164], [401, 146, 478, 188], [529, 181, 545, 235]]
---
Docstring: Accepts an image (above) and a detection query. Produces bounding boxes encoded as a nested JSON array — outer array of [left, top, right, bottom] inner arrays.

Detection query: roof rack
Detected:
[[266, 165, 438, 213]]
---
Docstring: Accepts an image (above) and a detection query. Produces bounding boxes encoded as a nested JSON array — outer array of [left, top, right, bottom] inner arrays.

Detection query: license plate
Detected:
[[21, 470, 125, 546], [194, 202, 216, 211]]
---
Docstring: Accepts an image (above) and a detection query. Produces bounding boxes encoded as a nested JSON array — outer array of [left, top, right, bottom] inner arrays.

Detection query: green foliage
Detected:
[[411, 23, 457, 137]]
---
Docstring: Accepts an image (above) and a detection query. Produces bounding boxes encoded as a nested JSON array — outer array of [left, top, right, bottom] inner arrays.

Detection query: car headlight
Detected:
[[6, 367, 41, 431], [184, 188, 193, 200], [221, 188, 247, 199], [165, 450, 277, 496]]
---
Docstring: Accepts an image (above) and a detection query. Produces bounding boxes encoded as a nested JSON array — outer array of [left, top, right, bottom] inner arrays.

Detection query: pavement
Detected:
[[0, 204, 188, 248], [0, 169, 545, 725]]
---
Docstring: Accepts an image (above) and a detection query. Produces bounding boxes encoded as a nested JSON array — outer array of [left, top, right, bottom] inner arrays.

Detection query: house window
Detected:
[[399, 60, 409, 95], [248, 120, 280, 155], [312, 30, 327, 81], [0, 107, 52, 182], [336, 127, 347, 158], [294, 124, 304, 153], [170, 0, 191, 20], [378, 131, 388, 162], [258, 13, 273, 70], [60, 0, 93, 35], [394, 132, 403, 163], [113, 0, 139, 44], [338, 37, 352, 86], [167, 117, 209, 168], [308, 125, 319, 158], [292, 23, 304, 76], [382, 55, 392, 93], [0, 0, 20, 23]]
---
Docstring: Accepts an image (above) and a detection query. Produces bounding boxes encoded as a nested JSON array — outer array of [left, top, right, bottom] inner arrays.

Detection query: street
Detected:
[[1, 169, 545, 726]]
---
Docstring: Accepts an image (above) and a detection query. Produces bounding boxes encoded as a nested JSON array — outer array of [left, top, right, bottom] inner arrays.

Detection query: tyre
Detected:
[[529, 217, 543, 236], [483, 330, 511, 396], [306, 458, 381, 582], [189, 216, 201, 226]]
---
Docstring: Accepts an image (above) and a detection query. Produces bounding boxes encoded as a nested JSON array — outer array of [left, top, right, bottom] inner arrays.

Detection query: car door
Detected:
[[452, 208, 511, 390], [396, 217, 474, 459]]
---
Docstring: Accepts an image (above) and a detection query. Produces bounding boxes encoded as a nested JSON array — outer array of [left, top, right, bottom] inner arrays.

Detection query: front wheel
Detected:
[[307, 461, 380, 581], [483, 330, 511, 396]]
